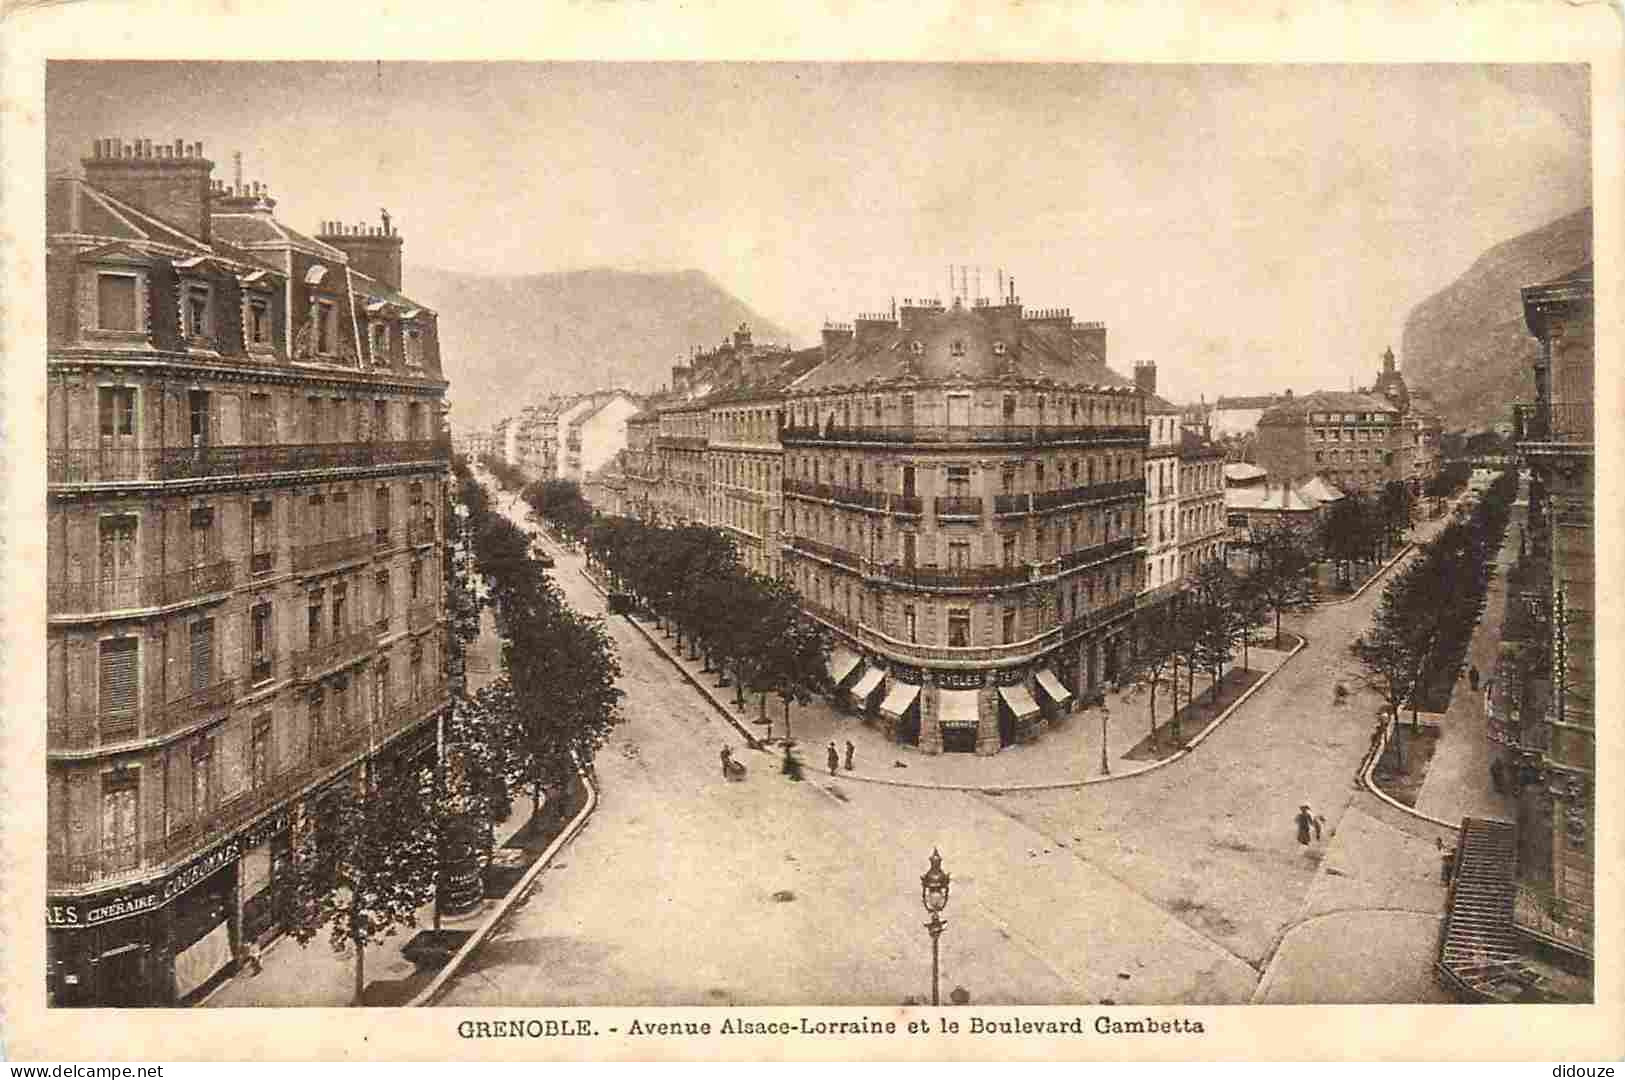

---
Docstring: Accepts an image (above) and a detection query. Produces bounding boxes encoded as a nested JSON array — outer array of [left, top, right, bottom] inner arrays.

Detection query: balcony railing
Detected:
[[49, 681, 450, 889], [877, 561, 1029, 589], [49, 675, 241, 753], [934, 495, 983, 520], [787, 536, 862, 570], [655, 434, 709, 450], [47, 439, 450, 485], [893, 493, 923, 516], [374, 526, 393, 550], [48, 560, 235, 616], [1513, 402, 1593, 446], [781, 424, 1146, 447], [292, 535, 372, 574], [407, 599, 439, 632], [1053, 535, 1139, 572], [288, 627, 378, 681]]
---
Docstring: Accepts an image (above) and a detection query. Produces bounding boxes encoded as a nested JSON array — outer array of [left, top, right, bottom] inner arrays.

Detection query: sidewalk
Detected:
[[621, 604, 1297, 791], [205, 569, 533, 1006], [1411, 496, 1522, 827]]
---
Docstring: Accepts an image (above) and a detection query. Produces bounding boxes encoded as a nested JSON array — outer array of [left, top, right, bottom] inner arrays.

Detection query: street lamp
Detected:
[[1099, 704, 1111, 776], [920, 848, 951, 1006]]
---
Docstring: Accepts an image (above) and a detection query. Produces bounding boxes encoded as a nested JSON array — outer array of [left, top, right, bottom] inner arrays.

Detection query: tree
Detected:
[[1319, 495, 1369, 589], [1250, 523, 1315, 646], [1124, 604, 1179, 750], [1231, 574, 1270, 673], [1189, 561, 1239, 696], [271, 767, 438, 1004], [753, 592, 833, 740], [1350, 562, 1433, 765]]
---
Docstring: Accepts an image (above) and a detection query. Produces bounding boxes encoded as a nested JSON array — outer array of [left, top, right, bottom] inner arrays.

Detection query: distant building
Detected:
[[1207, 394, 1284, 439], [562, 390, 644, 484], [1138, 363, 1183, 604], [1177, 429, 1226, 578], [1255, 388, 1401, 493]]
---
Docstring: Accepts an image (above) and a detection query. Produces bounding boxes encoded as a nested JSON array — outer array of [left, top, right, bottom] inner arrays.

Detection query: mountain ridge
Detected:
[[1401, 207, 1591, 431], [406, 265, 800, 430]]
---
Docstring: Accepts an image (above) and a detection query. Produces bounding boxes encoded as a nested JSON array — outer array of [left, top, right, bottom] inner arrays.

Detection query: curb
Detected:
[[1358, 716, 1461, 834], [576, 566, 764, 751], [1316, 541, 1415, 606], [408, 759, 599, 1007]]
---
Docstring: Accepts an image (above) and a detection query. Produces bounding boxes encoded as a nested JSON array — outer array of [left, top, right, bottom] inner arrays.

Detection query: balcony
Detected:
[[876, 561, 1030, 590], [1032, 478, 1146, 511], [49, 680, 450, 889], [1053, 535, 1139, 572], [48, 675, 240, 753], [48, 560, 235, 617], [781, 424, 1146, 447], [934, 495, 983, 520], [1513, 402, 1592, 447], [47, 439, 451, 486], [787, 536, 862, 571], [407, 599, 439, 633], [655, 434, 708, 451], [892, 493, 923, 517], [373, 526, 393, 550], [292, 534, 372, 574], [288, 627, 378, 681]]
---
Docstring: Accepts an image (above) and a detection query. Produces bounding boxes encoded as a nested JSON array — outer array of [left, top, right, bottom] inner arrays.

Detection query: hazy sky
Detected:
[[47, 62, 1590, 403]]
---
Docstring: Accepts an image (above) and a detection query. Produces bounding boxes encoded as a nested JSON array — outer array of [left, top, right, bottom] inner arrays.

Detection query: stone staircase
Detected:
[[1436, 817, 1548, 1001]]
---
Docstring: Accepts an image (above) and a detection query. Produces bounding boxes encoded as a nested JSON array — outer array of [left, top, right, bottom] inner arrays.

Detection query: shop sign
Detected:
[[48, 841, 241, 929]]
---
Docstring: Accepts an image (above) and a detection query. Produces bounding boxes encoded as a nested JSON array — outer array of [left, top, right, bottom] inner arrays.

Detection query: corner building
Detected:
[[782, 295, 1147, 754], [46, 139, 450, 1006]]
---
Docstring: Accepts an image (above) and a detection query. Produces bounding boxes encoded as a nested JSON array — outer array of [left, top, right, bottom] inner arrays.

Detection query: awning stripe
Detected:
[[997, 684, 1041, 720], [828, 649, 861, 686], [879, 682, 920, 719], [1035, 668, 1073, 707], [938, 688, 982, 730]]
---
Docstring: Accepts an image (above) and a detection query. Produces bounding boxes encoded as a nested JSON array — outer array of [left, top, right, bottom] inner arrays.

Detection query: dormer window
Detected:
[[909, 340, 924, 355], [315, 300, 335, 355], [247, 298, 270, 345], [404, 325, 423, 368], [950, 340, 966, 358], [98, 273, 139, 331], [992, 341, 1007, 356], [371, 321, 390, 365], [184, 283, 212, 341]]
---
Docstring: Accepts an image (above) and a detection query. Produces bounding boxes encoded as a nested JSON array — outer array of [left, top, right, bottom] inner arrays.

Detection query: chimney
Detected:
[[1134, 360, 1157, 396], [671, 362, 691, 396], [83, 136, 215, 242], [316, 208, 404, 290], [733, 323, 753, 350], [820, 321, 853, 360]]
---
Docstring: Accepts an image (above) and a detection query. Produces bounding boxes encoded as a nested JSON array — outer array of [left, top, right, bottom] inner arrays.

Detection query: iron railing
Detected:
[[49, 681, 449, 888], [934, 495, 983, 519], [48, 439, 450, 485], [48, 560, 235, 616], [781, 424, 1146, 447], [787, 536, 863, 570], [877, 561, 1029, 589], [288, 627, 378, 681], [292, 535, 372, 574], [803, 592, 1138, 664]]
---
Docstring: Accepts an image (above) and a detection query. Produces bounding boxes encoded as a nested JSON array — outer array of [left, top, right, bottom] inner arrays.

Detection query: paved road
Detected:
[[437, 485, 1452, 1005]]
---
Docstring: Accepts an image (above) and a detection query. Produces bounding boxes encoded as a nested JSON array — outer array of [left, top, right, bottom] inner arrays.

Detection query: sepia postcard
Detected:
[[1, 0, 1619, 1064]]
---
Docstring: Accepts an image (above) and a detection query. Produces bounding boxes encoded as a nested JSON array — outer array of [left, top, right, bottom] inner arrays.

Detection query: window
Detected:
[[248, 297, 270, 345], [331, 583, 348, 635], [251, 499, 273, 575], [98, 387, 135, 437], [948, 609, 971, 647], [946, 465, 970, 496], [1002, 607, 1017, 644], [98, 515, 138, 603], [948, 541, 970, 571], [1002, 534, 1018, 566], [404, 326, 423, 367], [251, 715, 272, 789], [410, 644, 424, 698], [188, 506, 216, 567], [946, 395, 970, 426], [307, 589, 325, 647], [309, 688, 327, 757], [188, 389, 211, 447], [371, 322, 389, 364], [251, 603, 273, 683], [189, 617, 215, 692], [185, 284, 211, 340], [372, 400, 388, 441], [904, 605, 917, 643], [375, 570, 391, 630], [98, 637, 140, 739], [315, 301, 336, 355], [247, 392, 273, 443], [410, 557, 423, 601], [102, 771, 139, 872], [375, 486, 391, 547], [191, 736, 213, 819], [97, 274, 140, 332]]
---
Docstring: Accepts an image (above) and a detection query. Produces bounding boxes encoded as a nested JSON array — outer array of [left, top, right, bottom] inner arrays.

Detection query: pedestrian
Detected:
[[240, 940, 262, 977], [1312, 814, 1324, 842], [719, 745, 733, 779], [1490, 757, 1506, 794], [1469, 665, 1480, 691], [827, 742, 839, 776], [1295, 805, 1313, 846], [844, 740, 855, 772]]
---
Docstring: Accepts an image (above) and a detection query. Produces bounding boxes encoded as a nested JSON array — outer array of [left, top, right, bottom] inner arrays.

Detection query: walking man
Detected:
[[1469, 665, 1480, 692], [1312, 813, 1324, 842], [827, 742, 840, 776], [1490, 757, 1506, 794], [1296, 805, 1314, 846], [720, 745, 733, 779], [844, 740, 855, 772]]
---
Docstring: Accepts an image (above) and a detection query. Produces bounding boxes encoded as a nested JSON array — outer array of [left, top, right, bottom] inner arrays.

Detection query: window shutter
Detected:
[[99, 638, 140, 738], [190, 619, 213, 692]]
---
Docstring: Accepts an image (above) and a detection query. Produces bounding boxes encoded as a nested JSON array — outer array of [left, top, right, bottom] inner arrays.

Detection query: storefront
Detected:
[[48, 840, 241, 1007]]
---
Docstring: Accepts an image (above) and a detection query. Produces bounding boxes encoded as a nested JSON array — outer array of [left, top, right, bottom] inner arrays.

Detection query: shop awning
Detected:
[[850, 666, 885, 701], [997, 684, 1041, 720], [828, 648, 861, 687], [938, 688, 982, 730], [1034, 668, 1073, 708], [879, 681, 921, 720]]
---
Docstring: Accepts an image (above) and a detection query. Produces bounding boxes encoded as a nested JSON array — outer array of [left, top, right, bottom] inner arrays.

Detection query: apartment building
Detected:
[[45, 138, 450, 1006]]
